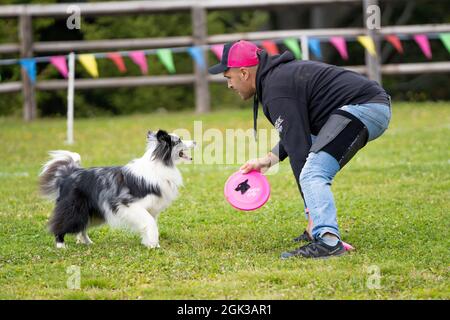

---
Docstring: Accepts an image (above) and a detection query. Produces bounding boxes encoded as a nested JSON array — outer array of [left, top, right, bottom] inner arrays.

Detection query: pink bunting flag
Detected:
[[211, 44, 224, 61], [107, 52, 127, 73], [414, 34, 432, 59], [129, 51, 148, 74], [385, 35, 403, 54], [261, 40, 280, 55], [329, 37, 349, 60], [50, 56, 68, 78]]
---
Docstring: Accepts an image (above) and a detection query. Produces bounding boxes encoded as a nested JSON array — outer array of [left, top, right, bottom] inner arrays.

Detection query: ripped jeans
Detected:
[[301, 103, 392, 240]]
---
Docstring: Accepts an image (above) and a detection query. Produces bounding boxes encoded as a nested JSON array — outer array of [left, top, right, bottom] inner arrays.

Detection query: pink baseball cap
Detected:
[[208, 40, 261, 74]]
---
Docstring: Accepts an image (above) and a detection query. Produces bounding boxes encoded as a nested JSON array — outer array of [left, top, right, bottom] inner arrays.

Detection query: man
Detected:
[[208, 40, 391, 259]]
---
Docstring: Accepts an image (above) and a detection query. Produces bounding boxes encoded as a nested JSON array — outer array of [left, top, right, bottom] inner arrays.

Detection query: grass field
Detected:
[[0, 102, 449, 299]]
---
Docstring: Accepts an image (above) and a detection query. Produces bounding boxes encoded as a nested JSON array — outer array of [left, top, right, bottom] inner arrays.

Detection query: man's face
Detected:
[[223, 67, 256, 101]]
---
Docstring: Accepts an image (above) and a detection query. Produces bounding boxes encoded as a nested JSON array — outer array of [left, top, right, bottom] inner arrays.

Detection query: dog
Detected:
[[39, 130, 195, 249]]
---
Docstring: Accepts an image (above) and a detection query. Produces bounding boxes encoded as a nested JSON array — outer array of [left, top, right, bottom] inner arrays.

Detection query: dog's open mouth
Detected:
[[179, 150, 192, 161]]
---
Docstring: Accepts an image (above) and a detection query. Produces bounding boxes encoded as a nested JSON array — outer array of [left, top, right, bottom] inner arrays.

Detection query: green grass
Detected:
[[0, 102, 449, 299]]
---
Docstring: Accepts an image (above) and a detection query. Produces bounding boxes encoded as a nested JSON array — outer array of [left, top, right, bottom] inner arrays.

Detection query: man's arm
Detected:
[[271, 142, 288, 161], [239, 151, 279, 174]]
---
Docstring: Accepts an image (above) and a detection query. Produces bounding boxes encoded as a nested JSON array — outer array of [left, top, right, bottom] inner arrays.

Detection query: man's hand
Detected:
[[240, 152, 279, 174]]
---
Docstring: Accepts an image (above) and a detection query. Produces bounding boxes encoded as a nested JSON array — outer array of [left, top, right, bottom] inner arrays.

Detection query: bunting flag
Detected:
[[211, 44, 224, 61], [261, 40, 280, 55], [413, 34, 432, 59], [187, 46, 206, 70], [283, 38, 302, 59], [20, 58, 37, 83], [3, 33, 449, 84], [106, 52, 126, 73], [78, 54, 99, 78], [439, 33, 450, 54], [129, 51, 148, 74], [308, 37, 322, 59], [157, 49, 176, 74], [357, 35, 377, 56], [329, 37, 349, 60], [50, 56, 68, 78], [385, 35, 404, 54]]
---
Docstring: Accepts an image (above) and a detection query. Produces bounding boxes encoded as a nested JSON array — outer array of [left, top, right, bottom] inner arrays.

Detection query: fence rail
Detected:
[[1, 24, 449, 55], [0, 0, 448, 120], [0, 0, 361, 17]]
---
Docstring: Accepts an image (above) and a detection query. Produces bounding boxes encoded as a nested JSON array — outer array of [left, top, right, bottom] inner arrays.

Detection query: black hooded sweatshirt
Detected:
[[254, 50, 389, 196]]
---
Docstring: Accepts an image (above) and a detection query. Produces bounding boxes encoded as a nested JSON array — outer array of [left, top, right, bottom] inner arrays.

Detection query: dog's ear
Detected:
[[147, 130, 157, 142], [156, 130, 171, 144]]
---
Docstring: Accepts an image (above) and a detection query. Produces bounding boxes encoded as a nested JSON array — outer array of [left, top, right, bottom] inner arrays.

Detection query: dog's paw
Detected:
[[76, 237, 94, 245], [56, 242, 66, 249], [142, 241, 160, 249], [76, 239, 94, 245]]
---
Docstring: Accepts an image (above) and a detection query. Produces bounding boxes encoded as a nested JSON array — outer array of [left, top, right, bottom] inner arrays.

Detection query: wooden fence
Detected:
[[0, 0, 449, 121]]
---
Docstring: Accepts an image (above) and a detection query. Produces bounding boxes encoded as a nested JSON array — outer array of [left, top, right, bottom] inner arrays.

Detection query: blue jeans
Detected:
[[301, 103, 391, 240]]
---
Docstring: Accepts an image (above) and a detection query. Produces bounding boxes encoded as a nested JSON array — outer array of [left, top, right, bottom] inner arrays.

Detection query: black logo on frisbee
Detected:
[[235, 179, 250, 195]]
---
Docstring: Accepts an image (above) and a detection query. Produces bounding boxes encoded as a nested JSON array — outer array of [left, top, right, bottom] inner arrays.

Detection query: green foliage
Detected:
[[0, 103, 449, 299], [0, 2, 268, 117], [0, 1, 449, 117]]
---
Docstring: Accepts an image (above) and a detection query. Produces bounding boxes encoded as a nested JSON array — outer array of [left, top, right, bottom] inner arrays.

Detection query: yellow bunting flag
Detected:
[[357, 36, 377, 56], [78, 54, 99, 78]]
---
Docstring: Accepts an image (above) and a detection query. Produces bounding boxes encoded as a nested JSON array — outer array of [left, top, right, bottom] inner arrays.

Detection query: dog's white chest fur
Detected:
[[125, 156, 183, 216]]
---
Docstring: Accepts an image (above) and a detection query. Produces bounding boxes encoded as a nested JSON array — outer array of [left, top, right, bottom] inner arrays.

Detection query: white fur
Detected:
[[40, 150, 81, 201], [105, 150, 184, 247], [40, 150, 81, 175]]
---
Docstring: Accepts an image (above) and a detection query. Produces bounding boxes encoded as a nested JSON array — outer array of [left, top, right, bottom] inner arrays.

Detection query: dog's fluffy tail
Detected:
[[39, 150, 81, 200]]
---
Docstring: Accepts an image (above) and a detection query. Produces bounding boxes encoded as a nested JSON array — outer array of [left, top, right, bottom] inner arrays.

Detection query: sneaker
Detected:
[[293, 230, 313, 243], [281, 240, 346, 259]]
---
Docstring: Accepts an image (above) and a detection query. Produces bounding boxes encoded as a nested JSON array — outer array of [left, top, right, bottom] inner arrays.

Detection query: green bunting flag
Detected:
[[157, 49, 176, 74], [439, 33, 450, 54], [283, 38, 302, 59]]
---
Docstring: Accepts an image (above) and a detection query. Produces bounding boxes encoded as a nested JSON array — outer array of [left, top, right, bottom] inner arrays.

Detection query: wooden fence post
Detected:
[[192, 5, 210, 113], [363, 0, 382, 84], [19, 11, 37, 121]]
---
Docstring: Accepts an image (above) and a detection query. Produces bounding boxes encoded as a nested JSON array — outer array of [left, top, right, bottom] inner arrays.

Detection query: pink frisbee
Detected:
[[224, 170, 270, 211]]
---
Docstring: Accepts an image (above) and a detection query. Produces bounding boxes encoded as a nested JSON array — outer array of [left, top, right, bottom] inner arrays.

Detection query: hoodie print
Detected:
[[275, 116, 284, 133]]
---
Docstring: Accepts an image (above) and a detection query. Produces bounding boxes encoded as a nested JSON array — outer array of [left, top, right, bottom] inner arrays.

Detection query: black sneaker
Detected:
[[281, 240, 346, 259], [293, 230, 313, 243]]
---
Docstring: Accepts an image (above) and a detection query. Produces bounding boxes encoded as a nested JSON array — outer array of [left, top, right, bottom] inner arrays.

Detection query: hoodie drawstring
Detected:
[[253, 94, 258, 141]]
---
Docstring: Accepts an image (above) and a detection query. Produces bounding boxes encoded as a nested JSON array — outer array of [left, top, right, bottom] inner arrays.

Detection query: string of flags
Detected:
[[0, 33, 449, 84]]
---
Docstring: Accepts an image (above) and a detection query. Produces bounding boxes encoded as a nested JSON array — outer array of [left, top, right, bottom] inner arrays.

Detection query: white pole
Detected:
[[67, 52, 75, 145], [301, 35, 309, 60]]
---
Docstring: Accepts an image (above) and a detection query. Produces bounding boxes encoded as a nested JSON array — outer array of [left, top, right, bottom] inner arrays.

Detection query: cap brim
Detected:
[[208, 63, 228, 75]]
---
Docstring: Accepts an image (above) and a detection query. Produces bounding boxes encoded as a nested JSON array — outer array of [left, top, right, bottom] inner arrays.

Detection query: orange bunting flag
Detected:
[[385, 35, 404, 54], [107, 52, 127, 73], [261, 40, 280, 55]]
